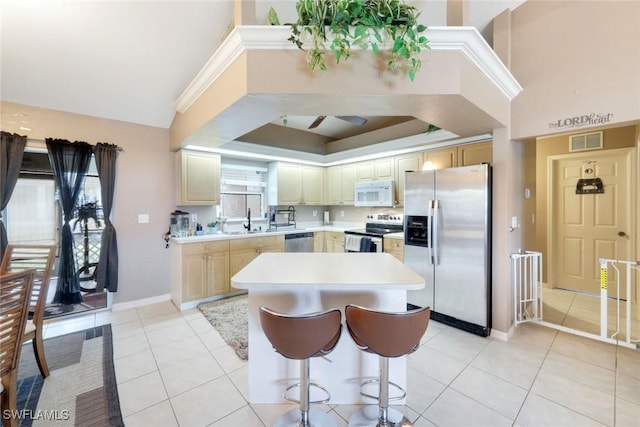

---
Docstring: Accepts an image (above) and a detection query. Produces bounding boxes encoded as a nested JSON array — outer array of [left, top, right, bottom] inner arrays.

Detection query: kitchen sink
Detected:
[[224, 230, 263, 236]]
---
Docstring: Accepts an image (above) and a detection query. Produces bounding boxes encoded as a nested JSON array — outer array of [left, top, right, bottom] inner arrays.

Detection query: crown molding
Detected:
[[175, 25, 522, 114], [426, 26, 523, 100]]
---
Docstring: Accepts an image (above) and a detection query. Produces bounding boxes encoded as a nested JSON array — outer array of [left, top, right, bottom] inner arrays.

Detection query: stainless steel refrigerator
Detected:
[[404, 164, 492, 336]]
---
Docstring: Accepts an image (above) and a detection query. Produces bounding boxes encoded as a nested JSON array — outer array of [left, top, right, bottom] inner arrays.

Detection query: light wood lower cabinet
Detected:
[[229, 235, 284, 291], [173, 240, 230, 306], [314, 232, 325, 252], [383, 238, 404, 261], [325, 231, 345, 253]]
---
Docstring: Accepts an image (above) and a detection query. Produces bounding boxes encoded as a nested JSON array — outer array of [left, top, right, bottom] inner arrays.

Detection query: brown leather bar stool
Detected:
[[259, 306, 342, 427], [345, 304, 430, 427]]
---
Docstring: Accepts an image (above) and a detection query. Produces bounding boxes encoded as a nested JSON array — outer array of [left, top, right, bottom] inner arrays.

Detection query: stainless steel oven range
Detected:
[[344, 214, 403, 252]]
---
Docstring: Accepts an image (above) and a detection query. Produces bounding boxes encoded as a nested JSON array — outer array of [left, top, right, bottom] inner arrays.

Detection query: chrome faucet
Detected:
[[243, 208, 251, 231]]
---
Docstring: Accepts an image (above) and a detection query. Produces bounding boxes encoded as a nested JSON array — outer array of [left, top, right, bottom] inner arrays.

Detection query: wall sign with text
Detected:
[[549, 113, 614, 130]]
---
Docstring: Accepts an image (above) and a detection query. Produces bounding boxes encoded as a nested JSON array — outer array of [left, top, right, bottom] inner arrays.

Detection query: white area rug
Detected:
[[198, 295, 248, 360]]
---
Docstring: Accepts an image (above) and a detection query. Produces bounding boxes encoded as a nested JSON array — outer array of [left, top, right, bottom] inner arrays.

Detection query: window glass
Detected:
[[5, 178, 57, 245], [220, 164, 267, 219]]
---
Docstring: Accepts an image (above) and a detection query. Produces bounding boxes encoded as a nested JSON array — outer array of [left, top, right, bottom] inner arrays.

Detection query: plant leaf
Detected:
[[268, 7, 280, 25]]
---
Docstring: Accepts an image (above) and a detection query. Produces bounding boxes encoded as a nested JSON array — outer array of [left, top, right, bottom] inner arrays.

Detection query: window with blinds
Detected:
[[220, 164, 267, 219]]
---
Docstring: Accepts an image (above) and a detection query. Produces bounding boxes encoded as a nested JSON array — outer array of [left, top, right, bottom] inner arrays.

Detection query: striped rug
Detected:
[[15, 325, 123, 427]]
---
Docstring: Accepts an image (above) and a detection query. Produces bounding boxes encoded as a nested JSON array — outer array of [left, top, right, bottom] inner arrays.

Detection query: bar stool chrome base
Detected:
[[274, 407, 337, 427], [348, 405, 413, 427]]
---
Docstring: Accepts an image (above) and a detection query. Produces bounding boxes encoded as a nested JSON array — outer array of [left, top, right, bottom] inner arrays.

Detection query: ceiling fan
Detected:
[[308, 115, 368, 129]]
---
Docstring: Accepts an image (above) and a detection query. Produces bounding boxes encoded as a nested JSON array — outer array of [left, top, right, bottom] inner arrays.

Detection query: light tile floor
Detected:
[[40, 300, 640, 427], [542, 288, 640, 341]]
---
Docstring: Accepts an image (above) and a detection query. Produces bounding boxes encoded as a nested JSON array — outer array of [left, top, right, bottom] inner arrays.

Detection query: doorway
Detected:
[[4, 150, 109, 319], [544, 145, 637, 339], [548, 147, 635, 298]]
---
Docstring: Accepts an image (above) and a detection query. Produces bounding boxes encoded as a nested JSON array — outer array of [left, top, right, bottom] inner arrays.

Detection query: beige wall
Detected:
[[533, 125, 637, 281], [1, 101, 174, 305], [521, 139, 537, 251], [495, 0, 640, 333], [510, 0, 640, 140]]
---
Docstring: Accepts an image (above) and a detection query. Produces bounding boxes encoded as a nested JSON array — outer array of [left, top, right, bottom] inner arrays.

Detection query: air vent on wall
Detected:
[[569, 131, 603, 152]]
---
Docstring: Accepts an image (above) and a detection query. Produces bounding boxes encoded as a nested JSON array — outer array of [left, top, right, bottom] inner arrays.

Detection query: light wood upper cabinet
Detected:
[[421, 141, 492, 171], [458, 141, 492, 166], [301, 165, 324, 205], [355, 157, 394, 182], [374, 157, 395, 180], [422, 147, 457, 170], [394, 152, 423, 206], [268, 162, 302, 205], [268, 162, 324, 205], [176, 149, 220, 205], [326, 164, 356, 205], [326, 166, 342, 204], [356, 161, 374, 182]]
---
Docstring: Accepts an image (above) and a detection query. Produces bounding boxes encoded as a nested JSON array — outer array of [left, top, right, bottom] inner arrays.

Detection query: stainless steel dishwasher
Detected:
[[284, 232, 315, 252]]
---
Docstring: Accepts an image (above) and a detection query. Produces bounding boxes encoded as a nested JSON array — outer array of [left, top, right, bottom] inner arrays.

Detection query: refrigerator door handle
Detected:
[[433, 199, 440, 265], [427, 200, 434, 265]]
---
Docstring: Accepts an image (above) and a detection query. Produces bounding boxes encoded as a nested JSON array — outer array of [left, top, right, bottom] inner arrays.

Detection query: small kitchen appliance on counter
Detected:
[[344, 214, 403, 252], [170, 210, 190, 237]]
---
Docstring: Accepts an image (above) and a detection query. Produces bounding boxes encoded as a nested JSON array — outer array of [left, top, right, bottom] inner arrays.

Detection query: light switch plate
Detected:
[[138, 214, 149, 224]]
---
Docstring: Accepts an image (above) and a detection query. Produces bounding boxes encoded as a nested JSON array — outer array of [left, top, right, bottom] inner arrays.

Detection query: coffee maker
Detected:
[[170, 210, 190, 237]]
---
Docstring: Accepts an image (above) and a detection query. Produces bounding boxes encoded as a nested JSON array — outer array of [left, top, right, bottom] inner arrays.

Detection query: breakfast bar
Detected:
[[231, 252, 425, 404]]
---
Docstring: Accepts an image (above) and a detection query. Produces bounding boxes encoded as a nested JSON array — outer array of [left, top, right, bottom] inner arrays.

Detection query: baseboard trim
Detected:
[[111, 293, 171, 312], [177, 290, 248, 311], [490, 325, 514, 341]]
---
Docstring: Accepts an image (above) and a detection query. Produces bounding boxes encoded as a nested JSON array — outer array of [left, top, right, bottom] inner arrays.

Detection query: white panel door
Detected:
[[550, 148, 635, 299]]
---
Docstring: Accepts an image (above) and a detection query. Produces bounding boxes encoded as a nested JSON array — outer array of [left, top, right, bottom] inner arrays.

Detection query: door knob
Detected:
[[618, 231, 626, 237]]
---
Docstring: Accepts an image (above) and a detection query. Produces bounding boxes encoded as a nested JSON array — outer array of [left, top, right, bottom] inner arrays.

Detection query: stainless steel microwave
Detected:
[[354, 180, 395, 207]]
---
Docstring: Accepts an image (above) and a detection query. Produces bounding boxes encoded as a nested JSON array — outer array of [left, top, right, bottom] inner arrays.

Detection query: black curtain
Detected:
[[0, 131, 27, 259], [94, 143, 119, 292], [46, 139, 93, 305]]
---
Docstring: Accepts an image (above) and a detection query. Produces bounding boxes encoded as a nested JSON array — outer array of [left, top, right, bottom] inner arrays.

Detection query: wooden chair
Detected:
[[0, 245, 56, 378], [0, 269, 35, 427]]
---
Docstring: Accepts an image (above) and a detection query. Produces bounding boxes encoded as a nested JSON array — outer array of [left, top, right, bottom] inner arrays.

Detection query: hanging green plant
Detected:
[[286, 0, 429, 81]]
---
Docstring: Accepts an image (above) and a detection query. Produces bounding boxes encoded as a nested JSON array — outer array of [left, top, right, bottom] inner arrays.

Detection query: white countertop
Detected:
[[171, 224, 357, 244], [231, 252, 424, 291]]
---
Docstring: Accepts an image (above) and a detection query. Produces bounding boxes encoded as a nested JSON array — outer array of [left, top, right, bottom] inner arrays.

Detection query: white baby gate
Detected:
[[597, 258, 639, 349], [511, 251, 543, 325], [511, 251, 639, 350]]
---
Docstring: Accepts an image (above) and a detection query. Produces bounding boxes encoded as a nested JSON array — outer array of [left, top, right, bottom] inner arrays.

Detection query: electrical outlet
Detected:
[[138, 214, 149, 224], [312, 209, 317, 217], [191, 214, 197, 223], [340, 210, 345, 217]]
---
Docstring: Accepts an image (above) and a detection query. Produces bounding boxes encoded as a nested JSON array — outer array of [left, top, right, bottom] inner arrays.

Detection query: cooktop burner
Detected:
[[345, 214, 404, 236]]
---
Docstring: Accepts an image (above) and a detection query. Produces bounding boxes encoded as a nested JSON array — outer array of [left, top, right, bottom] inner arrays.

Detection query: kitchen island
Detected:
[[231, 252, 425, 404]]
